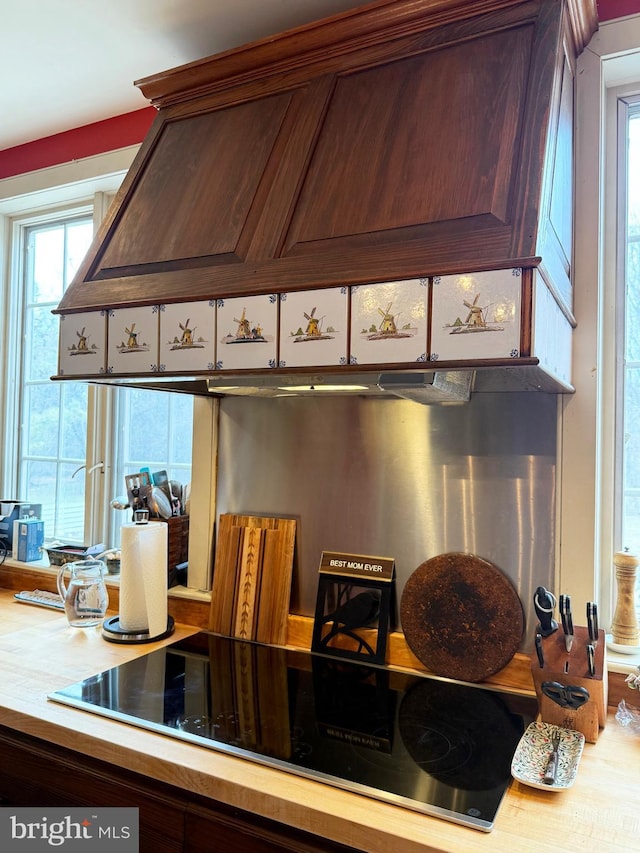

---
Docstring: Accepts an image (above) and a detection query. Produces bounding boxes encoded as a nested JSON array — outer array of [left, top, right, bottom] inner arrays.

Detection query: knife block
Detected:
[[166, 515, 189, 573], [530, 625, 607, 743]]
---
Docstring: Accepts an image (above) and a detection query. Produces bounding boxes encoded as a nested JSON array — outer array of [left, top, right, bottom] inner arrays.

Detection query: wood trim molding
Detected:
[[136, 1, 557, 107]]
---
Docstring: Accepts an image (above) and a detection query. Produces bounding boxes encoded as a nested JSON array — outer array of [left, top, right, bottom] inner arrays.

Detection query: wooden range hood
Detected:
[[54, 0, 598, 394]]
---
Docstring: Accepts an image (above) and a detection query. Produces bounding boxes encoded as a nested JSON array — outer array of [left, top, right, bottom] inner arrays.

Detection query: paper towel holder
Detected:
[[104, 510, 174, 644], [102, 614, 175, 644]]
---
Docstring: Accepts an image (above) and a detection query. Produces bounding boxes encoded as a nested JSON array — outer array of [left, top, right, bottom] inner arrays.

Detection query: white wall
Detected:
[[561, 15, 640, 634]]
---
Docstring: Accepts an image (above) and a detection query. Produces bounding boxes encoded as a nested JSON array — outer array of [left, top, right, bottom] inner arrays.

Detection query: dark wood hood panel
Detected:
[[282, 26, 532, 251], [56, 0, 597, 394], [91, 93, 294, 272]]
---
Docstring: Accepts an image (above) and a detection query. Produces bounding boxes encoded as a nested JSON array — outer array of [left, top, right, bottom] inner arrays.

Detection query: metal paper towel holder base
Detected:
[[101, 614, 175, 644]]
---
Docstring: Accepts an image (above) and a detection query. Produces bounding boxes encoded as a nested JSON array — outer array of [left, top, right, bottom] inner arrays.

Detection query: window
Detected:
[[112, 386, 193, 544], [4, 201, 194, 553], [20, 216, 93, 541], [618, 97, 640, 605]]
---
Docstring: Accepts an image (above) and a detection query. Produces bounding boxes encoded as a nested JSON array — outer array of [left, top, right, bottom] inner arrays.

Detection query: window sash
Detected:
[[18, 215, 94, 543], [618, 98, 640, 615]]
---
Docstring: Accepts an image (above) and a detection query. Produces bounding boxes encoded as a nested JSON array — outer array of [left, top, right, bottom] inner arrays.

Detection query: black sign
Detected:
[[318, 551, 395, 581], [312, 551, 395, 665]]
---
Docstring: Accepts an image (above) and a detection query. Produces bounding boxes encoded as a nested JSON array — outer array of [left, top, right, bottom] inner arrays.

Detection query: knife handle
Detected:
[[534, 587, 558, 636], [543, 751, 558, 785], [560, 594, 574, 636], [587, 601, 599, 642]]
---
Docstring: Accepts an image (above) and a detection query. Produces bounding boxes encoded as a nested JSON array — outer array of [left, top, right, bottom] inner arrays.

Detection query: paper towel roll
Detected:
[[119, 521, 168, 638]]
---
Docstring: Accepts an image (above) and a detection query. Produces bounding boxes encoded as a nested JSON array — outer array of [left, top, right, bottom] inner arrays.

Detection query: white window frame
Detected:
[[615, 94, 640, 560], [15, 209, 96, 542], [6, 206, 122, 552], [562, 14, 640, 672]]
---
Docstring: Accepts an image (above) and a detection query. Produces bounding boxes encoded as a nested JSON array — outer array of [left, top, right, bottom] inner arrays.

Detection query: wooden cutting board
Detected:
[[208, 513, 296, 645], [400, 552, 524, 683]]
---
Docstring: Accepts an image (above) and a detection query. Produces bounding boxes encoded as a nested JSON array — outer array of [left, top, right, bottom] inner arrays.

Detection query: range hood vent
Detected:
[[53, 0, 596, 397], [205, 370, 474, 404], [378, 371, 474, 403]]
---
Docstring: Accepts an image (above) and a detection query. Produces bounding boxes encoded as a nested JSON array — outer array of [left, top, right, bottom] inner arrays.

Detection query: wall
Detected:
[[598, 1, 640, 22], [0, 109, 154, 180], [216, 391, 557, 647]]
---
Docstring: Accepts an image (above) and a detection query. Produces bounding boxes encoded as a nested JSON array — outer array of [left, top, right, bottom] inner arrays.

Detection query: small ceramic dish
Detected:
[[511, 722, 585, 791]]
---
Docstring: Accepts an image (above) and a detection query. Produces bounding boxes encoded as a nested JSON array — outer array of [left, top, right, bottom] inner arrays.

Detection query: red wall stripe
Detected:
[[598, 0, 640, 21], [0, 107, 156, 181]]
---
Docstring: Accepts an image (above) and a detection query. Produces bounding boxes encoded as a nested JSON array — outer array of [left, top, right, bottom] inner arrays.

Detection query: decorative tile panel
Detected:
[[216, 294, 278, 370], [430, 268, 522, 361], [349, 279, 428, 366], [58, 311, 107, 376], [279, 287, 348, 368], [159, 300, 216, 372], [107, 305, 160, 374]]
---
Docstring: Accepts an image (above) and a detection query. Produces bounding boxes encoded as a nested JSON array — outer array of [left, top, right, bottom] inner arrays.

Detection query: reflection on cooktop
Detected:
[[48, 632, 538, 832]]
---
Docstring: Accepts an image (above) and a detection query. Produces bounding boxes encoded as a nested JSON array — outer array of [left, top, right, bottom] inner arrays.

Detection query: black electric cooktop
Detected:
[[48, 632, 537, 832]]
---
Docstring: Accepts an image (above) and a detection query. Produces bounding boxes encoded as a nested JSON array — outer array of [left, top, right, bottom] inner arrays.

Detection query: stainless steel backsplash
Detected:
[[216, 393, 557, 647]]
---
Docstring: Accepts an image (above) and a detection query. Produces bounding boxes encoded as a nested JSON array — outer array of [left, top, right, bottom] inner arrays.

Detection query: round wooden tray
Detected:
[[400, 552, 524, 682]]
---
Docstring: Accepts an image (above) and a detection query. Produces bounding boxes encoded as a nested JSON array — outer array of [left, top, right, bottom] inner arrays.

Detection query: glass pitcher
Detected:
[[57, 559, 109, 627]]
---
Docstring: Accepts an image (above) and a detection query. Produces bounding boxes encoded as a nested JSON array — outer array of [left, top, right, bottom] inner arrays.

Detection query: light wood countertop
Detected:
[[1, 589, 639, 853]]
